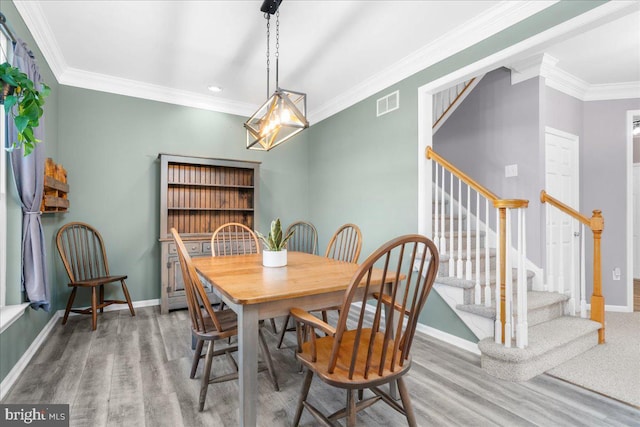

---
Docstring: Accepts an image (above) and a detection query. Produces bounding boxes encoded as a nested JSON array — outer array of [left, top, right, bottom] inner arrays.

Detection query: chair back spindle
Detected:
[[172, 228, 224, 334], [211, 222, 260, 256], [57, 222, 110, 282], [285, 221, 318, 254], [325, 223, 362, 263], [329, 235, 438, 380]]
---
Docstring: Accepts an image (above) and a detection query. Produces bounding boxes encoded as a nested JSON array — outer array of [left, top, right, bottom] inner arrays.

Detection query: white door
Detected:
[[545, 128, 579, 298], [633, 165, 640, 278]]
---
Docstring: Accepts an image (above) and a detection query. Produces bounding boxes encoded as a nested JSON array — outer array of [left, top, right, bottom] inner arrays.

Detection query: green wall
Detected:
[[306, 1, 605, 340], [1, 0, 607, 384]]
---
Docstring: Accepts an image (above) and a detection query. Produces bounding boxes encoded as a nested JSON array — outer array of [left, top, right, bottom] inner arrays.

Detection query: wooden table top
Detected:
[[192, 251, 386, 305]]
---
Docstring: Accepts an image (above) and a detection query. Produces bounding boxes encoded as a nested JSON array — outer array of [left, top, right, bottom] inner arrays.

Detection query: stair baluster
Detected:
[[475, 192, 481, 304], [440, 167, 446, 255], [580, 223, 587, 318], [434, 163, 440, 256], [465, 186, 472, 280], [484, 199, 491, 307], [540, 190, 605, 343], [457, 178, 463, 278], [449, 173, 454, 277]]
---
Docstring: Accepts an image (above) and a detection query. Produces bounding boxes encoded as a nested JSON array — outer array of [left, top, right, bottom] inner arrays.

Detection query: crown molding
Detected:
[[14, 1, 67, 78], [60, 67, 258, 116], [16, 0, 557, 123], [509, 53, 640, 101], [310, 1, 558, 124]]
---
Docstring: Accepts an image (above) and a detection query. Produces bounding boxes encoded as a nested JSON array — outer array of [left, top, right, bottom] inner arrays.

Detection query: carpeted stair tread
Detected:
[[478, 316, 601, 363], [456, 291, 564, 319], [438, 247, 497, 262]]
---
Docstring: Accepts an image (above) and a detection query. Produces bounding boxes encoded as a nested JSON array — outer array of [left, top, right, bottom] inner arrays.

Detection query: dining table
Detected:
[[191, 251, 394, 427]]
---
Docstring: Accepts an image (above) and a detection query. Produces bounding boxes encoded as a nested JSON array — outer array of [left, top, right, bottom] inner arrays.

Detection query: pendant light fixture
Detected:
[[244, 0, 308, 151]]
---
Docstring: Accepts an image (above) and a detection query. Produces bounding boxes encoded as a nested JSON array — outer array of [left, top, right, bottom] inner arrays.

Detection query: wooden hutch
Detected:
[[158, 154, 260, 313]]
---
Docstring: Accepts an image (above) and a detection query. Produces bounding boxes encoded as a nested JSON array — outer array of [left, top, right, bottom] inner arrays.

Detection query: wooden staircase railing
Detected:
[[432, 78, 478, 133], [427, 147, 529, 347], [540, 190, 605, 343]]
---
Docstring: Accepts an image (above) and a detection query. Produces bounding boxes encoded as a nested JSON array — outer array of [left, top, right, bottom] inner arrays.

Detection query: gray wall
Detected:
[[434, 68, 545, 265], [583, 98, 640, 306], [634, 136, 640, 163], [545, 86, 584, 137]]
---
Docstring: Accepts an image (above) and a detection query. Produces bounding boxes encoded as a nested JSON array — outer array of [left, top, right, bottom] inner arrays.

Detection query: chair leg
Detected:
[[293, 369, 313, 427], [346, 389, 357, 427], [99, 285, 105, 313], [258, 329, 279, 391], [191, 338, 204, 379], [397, 377, 417, 427], [199, 341, 215, 412], [62, 287, 77, 325], [269, 318, 278, 334], [91, 287, 98, 331], [276, 314, 291, 349], [120, 279, 135, 317]]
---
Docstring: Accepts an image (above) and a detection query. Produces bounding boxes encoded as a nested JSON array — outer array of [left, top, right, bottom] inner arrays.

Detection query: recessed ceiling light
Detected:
[[208, 85, 223, 93]]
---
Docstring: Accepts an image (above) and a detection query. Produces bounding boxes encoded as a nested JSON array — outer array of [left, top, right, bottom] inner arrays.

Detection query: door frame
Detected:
[[626, 110, 640, 312]]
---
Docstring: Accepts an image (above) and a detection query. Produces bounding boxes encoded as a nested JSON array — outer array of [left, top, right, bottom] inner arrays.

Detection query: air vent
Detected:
[[376, 90, 399, 117]]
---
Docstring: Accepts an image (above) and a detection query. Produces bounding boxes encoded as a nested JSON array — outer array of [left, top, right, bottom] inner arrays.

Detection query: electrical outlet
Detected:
[[505, 164, 518, 178], [612, 267, 621, 280]]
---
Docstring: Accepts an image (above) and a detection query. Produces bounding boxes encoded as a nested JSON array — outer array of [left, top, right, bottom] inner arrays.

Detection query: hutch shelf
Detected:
[[158, 154, 260, 313]]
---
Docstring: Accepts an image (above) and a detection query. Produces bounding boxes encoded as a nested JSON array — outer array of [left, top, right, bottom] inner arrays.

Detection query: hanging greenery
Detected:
[[0, 61, 50, 156]]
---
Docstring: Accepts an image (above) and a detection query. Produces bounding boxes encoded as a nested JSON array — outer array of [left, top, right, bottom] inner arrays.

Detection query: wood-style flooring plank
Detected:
[[3, 306, 639, 427]]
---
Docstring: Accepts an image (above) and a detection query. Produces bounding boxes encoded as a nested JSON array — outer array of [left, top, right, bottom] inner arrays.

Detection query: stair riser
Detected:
[[433, 217, 465, 230], [480, 331, 598, 382], [524, 301, 565, 327], [461, 276, 534, 306]]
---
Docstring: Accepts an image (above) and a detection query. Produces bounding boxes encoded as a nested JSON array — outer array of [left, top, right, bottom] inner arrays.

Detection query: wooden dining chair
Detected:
[[171, 228, 279, 411], [276, 221, 319, 349], [325, 223, 362, 264], [290, 234, 439, 427], [285, 220, 318, 255], [211, 222, 278, 333], [56, 222, 135, 331]]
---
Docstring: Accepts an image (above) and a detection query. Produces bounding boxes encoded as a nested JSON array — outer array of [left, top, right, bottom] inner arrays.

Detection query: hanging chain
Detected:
[[274, 10, 280, 89], [265, 13, 270, 97]]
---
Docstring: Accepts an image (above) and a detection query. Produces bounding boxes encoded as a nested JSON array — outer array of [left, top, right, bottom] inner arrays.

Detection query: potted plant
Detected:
[[0, 62, 50, 156], [256, 218, 294, 267]]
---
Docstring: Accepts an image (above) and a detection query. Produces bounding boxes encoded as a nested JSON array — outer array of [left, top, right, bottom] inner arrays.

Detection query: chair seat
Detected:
[[194, 308, 239, 341], [297, 329, 412, 389], [68, 275, 128, 287]]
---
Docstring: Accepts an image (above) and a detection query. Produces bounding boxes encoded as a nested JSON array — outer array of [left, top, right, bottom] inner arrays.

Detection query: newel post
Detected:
[[499, 207, 507, 343], [590, 210, 605, 344]]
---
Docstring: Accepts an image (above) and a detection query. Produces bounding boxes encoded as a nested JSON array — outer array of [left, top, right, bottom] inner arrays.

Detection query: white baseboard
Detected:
[[586, 303, 633, 313], [352, 301, 480, 355], [0, 311, 60, 401], [1, 299, 160, 401], [55, 298, 161, 317], [415, 323, 480, 355]]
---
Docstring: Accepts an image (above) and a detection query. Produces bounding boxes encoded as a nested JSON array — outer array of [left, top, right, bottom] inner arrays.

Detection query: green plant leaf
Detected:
[[14, 115, 29, 133], [3, 95, 17, 110]]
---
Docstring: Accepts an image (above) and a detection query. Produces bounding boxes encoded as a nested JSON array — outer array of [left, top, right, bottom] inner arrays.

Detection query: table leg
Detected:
[[237, 304, 259, 427]]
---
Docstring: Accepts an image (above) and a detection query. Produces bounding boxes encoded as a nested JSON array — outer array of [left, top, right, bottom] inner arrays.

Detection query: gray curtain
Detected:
[[8, 39, 49, 311]]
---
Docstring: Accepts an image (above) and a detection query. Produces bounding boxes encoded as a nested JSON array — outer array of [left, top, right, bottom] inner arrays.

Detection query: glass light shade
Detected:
[[245, 88, 309, 151]]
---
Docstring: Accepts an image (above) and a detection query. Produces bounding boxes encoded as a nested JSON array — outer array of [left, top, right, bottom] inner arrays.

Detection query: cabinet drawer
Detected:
[[168, 242, 201, 255], [202, 242, 212, 254]]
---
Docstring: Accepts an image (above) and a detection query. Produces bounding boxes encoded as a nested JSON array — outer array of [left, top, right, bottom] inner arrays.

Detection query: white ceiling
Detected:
[[10, 1, 640, 123]]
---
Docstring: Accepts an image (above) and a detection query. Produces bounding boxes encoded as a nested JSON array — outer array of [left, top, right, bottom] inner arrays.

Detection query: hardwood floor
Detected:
[[3, 306, 640, 427]]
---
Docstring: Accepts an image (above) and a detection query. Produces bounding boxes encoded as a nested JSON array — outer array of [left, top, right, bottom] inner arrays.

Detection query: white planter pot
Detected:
[[262, 249, 287, 267]]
